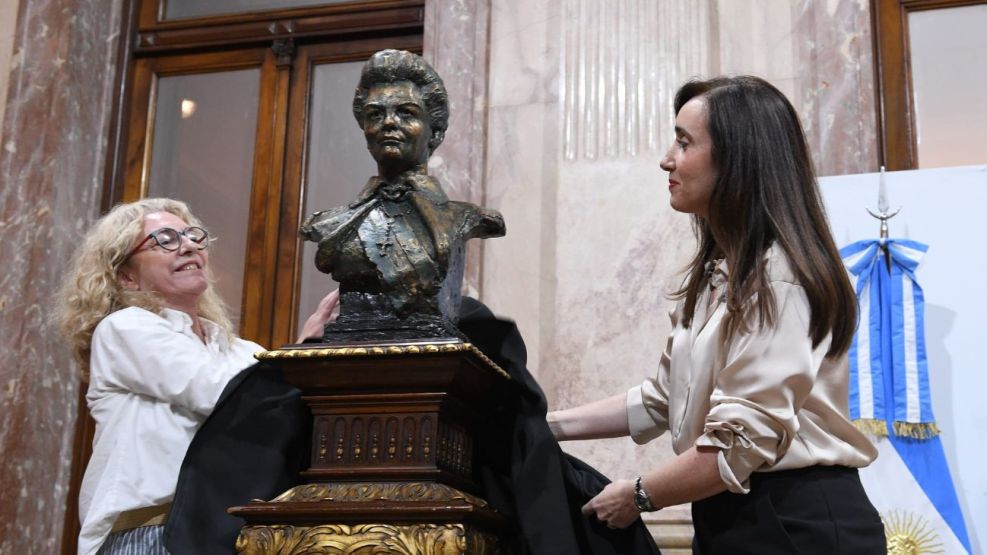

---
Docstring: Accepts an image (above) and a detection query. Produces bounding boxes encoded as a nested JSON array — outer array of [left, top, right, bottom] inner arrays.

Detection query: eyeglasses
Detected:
[[127, 226, 210, 259]]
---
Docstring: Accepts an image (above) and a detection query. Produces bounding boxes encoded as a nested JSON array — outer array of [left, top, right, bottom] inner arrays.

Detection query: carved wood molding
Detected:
[[272, 38, 296, 67], [271, 482, 488, 506], [135, 3, 424, 53], [138, 0, 421, 28]]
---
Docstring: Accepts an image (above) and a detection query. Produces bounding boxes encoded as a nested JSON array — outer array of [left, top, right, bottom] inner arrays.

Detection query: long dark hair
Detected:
[[672, 76, 856, 357]]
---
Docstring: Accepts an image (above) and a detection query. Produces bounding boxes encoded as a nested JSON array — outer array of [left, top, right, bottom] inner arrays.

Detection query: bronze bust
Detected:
[[301, 50, 505, 342]]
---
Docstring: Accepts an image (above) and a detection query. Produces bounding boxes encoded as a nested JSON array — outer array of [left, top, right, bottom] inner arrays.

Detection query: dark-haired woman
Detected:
[[547, 76, 886, 553]]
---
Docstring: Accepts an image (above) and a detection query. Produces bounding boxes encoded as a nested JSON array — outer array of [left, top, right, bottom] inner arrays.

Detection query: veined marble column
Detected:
[[0, 0, 124, 551], [792, 0, 877, 176], [554, 2, 713, 548], [712, 0, 878, 176], [423, 0, 491, 297]]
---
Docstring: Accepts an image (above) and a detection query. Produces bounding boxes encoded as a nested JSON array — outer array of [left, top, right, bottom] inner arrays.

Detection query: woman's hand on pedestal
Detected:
[[297, 289, 340, 343]]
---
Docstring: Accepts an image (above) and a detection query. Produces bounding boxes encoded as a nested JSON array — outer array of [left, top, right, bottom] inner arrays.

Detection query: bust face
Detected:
[[361, 80, 432, 174]]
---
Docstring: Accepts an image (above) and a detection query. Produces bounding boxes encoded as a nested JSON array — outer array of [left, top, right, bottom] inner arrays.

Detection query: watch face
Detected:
[[634, 478, 655, 511]]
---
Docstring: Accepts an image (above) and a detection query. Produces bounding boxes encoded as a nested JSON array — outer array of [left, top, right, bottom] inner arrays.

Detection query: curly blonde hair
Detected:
[[55, 198, 234, 380]]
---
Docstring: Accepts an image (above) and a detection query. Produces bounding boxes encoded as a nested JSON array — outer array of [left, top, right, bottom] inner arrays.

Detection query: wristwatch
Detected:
[[633, 476, 658, 512]]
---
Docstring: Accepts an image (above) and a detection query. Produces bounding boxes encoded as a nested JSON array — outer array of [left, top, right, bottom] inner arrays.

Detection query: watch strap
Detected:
[[634, 476, 658, 512]]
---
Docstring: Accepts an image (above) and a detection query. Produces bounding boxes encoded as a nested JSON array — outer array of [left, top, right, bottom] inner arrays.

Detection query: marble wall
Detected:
[[0, 0, 124, 551]]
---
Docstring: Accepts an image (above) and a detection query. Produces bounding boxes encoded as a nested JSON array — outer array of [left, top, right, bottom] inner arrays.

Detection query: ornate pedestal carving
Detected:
[[236, 523, 499, 555], [229, 340, 513, 554]]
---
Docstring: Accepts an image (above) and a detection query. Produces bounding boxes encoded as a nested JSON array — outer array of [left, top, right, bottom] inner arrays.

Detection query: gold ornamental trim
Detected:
[[270, 482, 488, 508], [236, 523, 470, 555], [254, 342, 509, 379]]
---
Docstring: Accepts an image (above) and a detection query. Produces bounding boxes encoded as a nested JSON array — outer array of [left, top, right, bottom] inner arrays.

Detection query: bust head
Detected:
[[352, 50, 449, 173]]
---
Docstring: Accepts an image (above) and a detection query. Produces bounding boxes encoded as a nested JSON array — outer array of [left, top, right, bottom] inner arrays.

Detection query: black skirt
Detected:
[[692, 465, 885, 555]]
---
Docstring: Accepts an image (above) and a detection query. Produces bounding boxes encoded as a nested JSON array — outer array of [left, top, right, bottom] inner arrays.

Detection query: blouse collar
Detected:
[[159, 307, 225, 348]]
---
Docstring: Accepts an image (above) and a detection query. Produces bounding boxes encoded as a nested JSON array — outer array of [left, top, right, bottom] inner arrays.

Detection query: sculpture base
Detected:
[[236, 523, 502, 554], [323, 313, 463, 343], [236, 342, 516, 554], [323, 291, 465, 343]]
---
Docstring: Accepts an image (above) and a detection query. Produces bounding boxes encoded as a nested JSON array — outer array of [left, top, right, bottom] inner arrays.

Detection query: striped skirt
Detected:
[[96, 525, 168, 555]]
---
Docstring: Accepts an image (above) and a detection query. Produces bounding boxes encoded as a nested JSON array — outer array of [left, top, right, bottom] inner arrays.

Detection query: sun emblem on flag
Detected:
[[882, 509, 944, 554]]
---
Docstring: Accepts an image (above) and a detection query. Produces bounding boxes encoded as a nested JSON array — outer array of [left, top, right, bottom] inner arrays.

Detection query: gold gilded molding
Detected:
[[462, 345, 509, 380], [271, 482, 488, 508], [236, 523, 471, 555], [253, 342, 509, 379]]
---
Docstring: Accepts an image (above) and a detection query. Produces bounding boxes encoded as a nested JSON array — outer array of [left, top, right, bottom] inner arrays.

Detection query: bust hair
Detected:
[[55, 198, 234, 380], [352, 49, 449, 153], [672, 76, 857, 357]]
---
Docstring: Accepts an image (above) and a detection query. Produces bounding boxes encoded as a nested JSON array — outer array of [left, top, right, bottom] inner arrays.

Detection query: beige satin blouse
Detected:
[[626, 246, 877, 494]]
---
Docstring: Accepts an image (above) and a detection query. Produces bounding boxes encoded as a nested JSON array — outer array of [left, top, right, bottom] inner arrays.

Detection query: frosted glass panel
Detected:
[[148, 69, 260, 327], [909, 5, 987, 168], [164, 0, 352, 20], [297, 60, 376, 332]]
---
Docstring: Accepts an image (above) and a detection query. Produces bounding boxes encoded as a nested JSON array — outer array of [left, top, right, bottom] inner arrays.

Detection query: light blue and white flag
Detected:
[[841, 239, 971, 553]]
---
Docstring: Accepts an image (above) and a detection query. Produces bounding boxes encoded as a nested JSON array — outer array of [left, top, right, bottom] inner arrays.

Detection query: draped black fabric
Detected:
[[163, 298, 660, 554], [458, 299, 660, 554], [161, 363, 310, 553]]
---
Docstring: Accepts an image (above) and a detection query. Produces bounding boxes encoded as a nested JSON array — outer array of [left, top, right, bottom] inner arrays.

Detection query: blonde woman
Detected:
[[57, 198, 335, 554]]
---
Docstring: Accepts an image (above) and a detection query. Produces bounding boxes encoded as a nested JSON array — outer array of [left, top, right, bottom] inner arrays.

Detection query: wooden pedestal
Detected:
[[228, 340, 514, 554]]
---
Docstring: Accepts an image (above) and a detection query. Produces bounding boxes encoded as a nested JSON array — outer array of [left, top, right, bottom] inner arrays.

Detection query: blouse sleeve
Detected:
[[626, 308, 678, 444], [696, 281, 827, 494], [89, 309, 246, 416]]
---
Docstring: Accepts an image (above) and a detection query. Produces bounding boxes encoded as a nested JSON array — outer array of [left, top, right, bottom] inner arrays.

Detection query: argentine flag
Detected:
[[842, 239, 971, 553]]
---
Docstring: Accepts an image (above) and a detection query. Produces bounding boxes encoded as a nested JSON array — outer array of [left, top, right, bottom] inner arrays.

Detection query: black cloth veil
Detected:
[[163, 298, 660, 554]]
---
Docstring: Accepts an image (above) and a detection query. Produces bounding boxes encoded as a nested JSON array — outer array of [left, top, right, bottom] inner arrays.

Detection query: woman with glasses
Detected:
[[56, 198, 336, 555]]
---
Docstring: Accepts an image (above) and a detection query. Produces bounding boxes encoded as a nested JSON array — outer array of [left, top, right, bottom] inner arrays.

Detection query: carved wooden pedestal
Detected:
[[229, 340, 513, 554]]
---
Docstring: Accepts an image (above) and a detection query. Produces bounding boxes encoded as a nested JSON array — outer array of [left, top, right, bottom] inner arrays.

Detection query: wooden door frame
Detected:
[[871, 0, 987, 169]]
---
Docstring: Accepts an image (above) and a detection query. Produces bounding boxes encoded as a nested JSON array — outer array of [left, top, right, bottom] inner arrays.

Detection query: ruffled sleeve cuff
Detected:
[[627, 384, 668, 445], [695, 421, 767, 494]]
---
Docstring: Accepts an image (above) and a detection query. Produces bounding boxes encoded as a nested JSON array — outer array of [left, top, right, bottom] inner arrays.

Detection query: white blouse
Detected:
[[626, 247, 877, 494], [77, 307, 263, 555]]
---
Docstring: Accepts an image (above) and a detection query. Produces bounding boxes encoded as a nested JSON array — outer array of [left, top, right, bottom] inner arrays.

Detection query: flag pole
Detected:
[[865, 166, 902, 271]]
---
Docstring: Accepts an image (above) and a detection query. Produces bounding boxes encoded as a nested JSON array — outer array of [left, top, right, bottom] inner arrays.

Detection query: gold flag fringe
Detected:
[[853, 419, 888, 437], [892, 421, 940, 439], [854, 419, 940, 439]]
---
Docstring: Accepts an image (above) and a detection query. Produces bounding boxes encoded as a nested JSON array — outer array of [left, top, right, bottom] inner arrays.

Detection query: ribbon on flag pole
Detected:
[[840, 238, 938, 438]]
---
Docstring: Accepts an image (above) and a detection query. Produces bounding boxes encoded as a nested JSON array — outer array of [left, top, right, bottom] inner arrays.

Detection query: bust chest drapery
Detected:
[[301, 172, 504, 326]]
